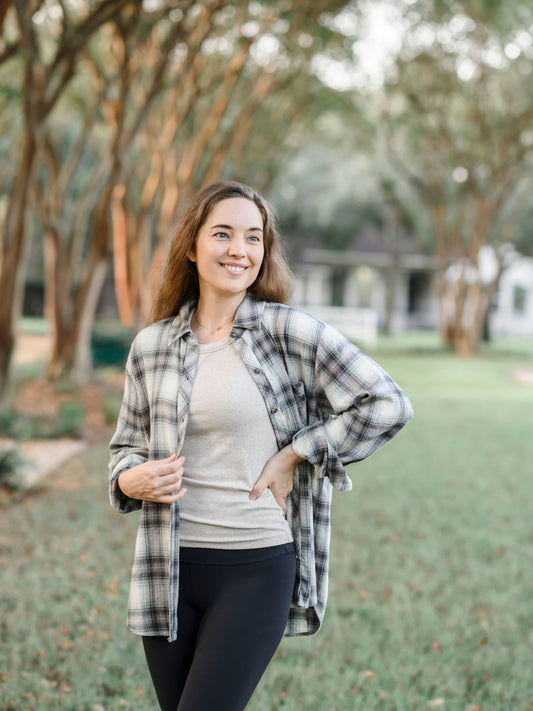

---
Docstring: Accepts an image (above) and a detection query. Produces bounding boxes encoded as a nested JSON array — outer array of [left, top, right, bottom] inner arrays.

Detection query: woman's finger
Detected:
[[159, 488, 187, 504]]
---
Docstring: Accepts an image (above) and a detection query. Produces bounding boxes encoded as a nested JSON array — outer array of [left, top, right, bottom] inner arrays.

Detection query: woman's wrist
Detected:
[[280, 443, 305, 465], [117, 469, 133, 497]]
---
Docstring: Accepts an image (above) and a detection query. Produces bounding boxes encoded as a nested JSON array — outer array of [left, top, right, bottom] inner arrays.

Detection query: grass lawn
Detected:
[[1, 341, 532, 710]]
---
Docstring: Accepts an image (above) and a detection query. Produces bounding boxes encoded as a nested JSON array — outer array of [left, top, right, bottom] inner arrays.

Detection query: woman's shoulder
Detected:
[[261, 301, 357, 354], [130, 317, 176, 351], [261, 301, 327, 341]]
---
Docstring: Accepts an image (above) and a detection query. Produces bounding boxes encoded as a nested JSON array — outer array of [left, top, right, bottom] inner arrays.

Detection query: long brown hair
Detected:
[[150, 181, 292, 323]]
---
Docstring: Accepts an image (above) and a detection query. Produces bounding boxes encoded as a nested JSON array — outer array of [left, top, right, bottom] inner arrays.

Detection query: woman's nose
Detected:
[[227, 236, 246, 257]]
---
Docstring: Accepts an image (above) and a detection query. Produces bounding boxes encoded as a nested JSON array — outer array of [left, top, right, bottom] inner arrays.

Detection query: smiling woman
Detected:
[[108, 181, 413, 711], [189, 197, 265, 338], [149, 182, 291, 329]]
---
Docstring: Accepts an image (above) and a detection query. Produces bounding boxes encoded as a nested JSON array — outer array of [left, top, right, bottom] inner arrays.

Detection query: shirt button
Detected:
[[271, 407, 278, 414], [254, 368, 261, 374], [230, 330, 238, 338]]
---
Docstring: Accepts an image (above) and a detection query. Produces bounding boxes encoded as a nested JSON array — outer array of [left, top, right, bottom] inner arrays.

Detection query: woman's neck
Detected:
[[192, 294, 244, 344]]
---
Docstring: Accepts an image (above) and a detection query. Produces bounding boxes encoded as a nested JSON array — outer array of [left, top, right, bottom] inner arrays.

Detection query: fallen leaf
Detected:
[[428, 699, 445, 708]]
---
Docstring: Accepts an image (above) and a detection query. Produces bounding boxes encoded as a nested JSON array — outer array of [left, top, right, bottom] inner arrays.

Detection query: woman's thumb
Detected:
[[249, 474, 267, 501]]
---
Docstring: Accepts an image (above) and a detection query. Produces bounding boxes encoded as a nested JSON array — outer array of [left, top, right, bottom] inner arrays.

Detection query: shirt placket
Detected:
[[168, 336, 198, 641], [232, 333, 312, 608]]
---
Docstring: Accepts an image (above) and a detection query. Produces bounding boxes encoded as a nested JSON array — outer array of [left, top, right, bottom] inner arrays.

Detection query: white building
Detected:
[[292, 234, 533, 343], [490, 255, 533, 337], [292, 230, 439, 345]]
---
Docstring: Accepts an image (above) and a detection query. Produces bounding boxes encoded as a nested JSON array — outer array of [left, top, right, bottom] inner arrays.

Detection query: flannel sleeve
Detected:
[[108, 352, 150, 514], [290, 323, 413, 490]]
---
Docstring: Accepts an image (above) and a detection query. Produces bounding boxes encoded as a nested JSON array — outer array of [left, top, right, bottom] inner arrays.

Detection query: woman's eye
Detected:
[[215, 232, 230, 239], [248, 234, 261, 243]]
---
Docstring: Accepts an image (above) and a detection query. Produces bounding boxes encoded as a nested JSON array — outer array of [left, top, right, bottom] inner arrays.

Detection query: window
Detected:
[[513, 285, 528, 314]]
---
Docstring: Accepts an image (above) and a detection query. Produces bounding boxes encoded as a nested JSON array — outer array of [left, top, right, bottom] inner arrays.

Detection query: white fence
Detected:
[[296, 305, 379, 348]]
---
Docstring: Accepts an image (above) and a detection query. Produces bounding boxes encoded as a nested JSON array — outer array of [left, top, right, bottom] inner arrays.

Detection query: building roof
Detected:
[[299, 228, 440, 271]]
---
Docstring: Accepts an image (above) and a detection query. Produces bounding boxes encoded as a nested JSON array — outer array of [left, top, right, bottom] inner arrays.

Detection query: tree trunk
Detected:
[[0, 125, 35, 397], [111, 184, 133, 327], [438, 273, 498, 355], [73, 258, 108, 381]]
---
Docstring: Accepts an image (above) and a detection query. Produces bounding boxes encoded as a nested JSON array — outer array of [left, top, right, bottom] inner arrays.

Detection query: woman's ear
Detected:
[[188, 253, 196, 262]]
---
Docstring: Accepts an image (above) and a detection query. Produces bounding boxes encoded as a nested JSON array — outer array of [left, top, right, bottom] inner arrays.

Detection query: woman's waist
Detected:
[[179, 541, 295, 565]]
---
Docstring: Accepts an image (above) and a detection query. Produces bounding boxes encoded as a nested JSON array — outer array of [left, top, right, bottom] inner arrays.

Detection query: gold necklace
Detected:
[[193, 311, 235, 333]]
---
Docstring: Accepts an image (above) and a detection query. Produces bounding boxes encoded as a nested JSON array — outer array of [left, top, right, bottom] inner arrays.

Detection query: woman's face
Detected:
[[191, 197, 265, 301]]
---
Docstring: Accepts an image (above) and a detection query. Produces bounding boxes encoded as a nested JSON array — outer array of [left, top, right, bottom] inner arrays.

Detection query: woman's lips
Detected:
[[221, 263, 248, 273]]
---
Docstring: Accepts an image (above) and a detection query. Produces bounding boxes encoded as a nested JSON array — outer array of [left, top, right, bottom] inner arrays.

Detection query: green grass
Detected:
[[1, 345, 532, 710]]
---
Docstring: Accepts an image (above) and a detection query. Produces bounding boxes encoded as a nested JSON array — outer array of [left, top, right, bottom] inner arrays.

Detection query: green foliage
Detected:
[[91, 327, 136, 368], [1, 346, 532, 709], [55, 401, 85, 438], [100, 393, 123, 426], [0, 405, 17, 435], [53, 380, 78, 395], [272, 146, 389, 255], [0, 447, 24, 491], [0, 401, 84, 440]]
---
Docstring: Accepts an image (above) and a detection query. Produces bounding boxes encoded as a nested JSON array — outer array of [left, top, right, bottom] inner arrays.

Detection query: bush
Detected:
[[0, 448, 25, 491], [92, 326, 135, 367], [0, 405, 17, 436], [55, 401, 84, 438], [0, 401, 85, 440], [101, 394, 122, 425]]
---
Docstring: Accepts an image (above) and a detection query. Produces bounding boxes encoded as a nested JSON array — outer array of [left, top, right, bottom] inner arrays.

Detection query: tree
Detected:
[[33, 0, 225, 379], [1, 0, 354, 388], [104, 0, 354, 331], [0, 0, 133, 395], [378, 0, 533, 353]]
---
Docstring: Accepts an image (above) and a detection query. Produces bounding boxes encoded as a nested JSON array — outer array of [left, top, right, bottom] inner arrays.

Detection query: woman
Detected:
[[109, 181, 413, 711]]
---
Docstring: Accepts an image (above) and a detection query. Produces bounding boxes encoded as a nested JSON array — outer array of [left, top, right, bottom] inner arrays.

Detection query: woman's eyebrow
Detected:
[[210, 223, 263, 232]]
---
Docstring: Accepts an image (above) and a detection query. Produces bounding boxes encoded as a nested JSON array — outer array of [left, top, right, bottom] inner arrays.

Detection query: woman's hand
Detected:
[[249, 445, 304, 515], [118, 454, 186, 505]]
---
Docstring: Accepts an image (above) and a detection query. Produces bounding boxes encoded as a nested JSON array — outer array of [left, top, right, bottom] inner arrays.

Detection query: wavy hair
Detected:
[[150, 181, 292, 323]]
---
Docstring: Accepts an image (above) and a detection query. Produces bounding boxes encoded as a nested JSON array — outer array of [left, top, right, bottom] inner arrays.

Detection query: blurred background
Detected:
[[1, 1, 532, 709]]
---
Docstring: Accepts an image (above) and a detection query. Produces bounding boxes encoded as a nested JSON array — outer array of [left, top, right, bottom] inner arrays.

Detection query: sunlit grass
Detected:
[[1, 343, 532, 710]]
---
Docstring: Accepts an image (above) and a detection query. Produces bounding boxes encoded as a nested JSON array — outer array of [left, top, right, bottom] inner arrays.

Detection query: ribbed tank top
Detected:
[[178, 336, 293, 549]]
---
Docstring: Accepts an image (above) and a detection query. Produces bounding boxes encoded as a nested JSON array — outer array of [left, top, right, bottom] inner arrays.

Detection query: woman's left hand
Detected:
[[249, 445, 305, 515]]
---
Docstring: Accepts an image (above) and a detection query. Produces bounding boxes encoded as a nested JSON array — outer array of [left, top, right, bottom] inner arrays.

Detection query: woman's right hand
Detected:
[[117, 454, 186, 504]]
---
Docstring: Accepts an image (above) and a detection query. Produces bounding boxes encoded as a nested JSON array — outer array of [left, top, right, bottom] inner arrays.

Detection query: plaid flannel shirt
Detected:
[[109, 293, 413, 641]]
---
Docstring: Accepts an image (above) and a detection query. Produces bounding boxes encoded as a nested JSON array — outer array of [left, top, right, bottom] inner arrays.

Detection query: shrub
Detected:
[[0, 447, 25, 491], [0, 405, 17, 437], [55, 401, 85, 438], [100, 394, 122, 425], [0, 402, 85, 440]]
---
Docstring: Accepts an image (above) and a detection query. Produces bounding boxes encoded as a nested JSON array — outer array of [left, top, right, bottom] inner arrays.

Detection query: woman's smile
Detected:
[[221, 262, 248, 274], [191, 197, 265, 299]]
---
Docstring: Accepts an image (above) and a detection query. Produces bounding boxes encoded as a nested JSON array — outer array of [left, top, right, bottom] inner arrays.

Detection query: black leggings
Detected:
[[142, 542, 296, 711]]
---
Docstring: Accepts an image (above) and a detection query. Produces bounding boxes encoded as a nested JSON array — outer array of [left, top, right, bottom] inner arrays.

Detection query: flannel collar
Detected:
[[167, 292, 265, 345]]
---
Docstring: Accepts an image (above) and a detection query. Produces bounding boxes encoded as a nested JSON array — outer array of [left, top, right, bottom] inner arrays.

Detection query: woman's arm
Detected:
[[117, 454, 187, 505], [290, 322, 413, 486], [249, 444, 305, 515], [108, 359, 151, 513]]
